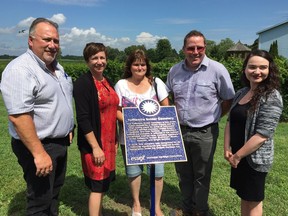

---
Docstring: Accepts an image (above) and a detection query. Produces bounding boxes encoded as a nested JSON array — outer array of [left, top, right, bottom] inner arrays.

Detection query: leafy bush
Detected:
[[222, 57, 243, 91], [105, 60, 124, 85], [1, 57, 288, 121], [274, 57, 288, 121], [60, 61, 87, 81], [151, 61, 175, 81]]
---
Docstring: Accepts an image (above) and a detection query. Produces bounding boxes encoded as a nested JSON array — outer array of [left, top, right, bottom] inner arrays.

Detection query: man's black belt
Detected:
[[180, 123, 218, 132], [41, 136, 70, 145], [12, 135, 70, 145]]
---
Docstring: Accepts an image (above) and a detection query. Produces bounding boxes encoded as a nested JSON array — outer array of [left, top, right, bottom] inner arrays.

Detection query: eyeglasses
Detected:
[[247, 65, 269, 71], [186, 46, 206, 53]]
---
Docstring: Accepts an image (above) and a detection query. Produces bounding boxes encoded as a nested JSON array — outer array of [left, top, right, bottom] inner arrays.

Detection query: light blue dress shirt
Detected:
[[1, 49, 74, 139], [166, 55, 235, 128]]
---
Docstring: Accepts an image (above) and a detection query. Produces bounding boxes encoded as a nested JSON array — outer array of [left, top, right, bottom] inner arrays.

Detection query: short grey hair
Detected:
[[29, 18, 58, 36]]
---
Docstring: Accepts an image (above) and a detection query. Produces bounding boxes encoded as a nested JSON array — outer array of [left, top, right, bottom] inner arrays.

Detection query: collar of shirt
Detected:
[[27, 48, 58, 73], [182, 55, 209, 72]]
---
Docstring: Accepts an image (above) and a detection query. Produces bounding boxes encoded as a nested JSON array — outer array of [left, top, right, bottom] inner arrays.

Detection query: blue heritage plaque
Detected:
[[123, 99, 187, 165]]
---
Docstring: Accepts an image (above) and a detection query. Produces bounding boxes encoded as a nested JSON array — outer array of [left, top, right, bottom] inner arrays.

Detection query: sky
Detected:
[[1, 0, 288, 56]]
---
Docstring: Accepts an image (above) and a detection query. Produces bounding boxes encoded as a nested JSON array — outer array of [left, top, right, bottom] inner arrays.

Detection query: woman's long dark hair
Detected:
[[241, 49, 280, 111], [123, 49, 152, 80]]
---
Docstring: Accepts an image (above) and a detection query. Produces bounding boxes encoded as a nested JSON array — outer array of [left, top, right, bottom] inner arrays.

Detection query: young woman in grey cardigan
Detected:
[[224, 50, 283, 216]]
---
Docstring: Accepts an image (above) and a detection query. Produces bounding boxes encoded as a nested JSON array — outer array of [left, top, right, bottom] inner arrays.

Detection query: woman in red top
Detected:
[[73, 42, 119, 216]]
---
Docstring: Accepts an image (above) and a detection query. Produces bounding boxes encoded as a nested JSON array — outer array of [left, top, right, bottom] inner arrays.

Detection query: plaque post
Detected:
[[150, 164, 155, 216]]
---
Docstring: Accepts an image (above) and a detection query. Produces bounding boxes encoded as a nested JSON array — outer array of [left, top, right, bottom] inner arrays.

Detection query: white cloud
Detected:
[[50, 14, 66, 25], [2, 14, 67, 35], [61, 27, 101, 43], [0, 17, 34, 34], [60, 27, 132, 55], [136, 32, 166, 48], [0, 13, 167, 56], [0, 27, 15, 34], [17, 17, 35, 28], [0, 14, 68, 55]]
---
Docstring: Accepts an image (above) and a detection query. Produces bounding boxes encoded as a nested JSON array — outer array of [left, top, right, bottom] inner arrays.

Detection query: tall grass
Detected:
[[0, 93, 287, 215]]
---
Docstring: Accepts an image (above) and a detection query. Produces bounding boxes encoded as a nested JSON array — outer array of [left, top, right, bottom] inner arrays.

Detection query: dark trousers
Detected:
[[176, 123, 219, 213], [12, 137, 68, 216]]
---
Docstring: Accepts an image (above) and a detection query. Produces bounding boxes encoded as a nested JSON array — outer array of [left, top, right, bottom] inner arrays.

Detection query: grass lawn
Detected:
[[0, 93, 287, 216]]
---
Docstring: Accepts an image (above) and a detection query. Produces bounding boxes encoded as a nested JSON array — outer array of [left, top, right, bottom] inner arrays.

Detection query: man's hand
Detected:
[[69, 131, 73, 144], [34, 151, 53, 177], [9, 113, 53, 177]]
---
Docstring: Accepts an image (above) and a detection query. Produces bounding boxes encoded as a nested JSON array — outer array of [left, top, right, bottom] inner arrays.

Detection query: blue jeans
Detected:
[[12, 138, 68, 216], [176, 123, 219, 213]]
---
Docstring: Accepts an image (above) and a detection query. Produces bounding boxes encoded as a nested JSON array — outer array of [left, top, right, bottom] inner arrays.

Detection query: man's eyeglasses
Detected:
[[186, 46, 206, 53]]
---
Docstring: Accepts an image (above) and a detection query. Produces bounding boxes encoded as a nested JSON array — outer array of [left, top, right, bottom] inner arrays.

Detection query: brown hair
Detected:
[[183, 30, 206, 49], [83, 42, 107, 62], [123, 49, 152, 80], [241, 49, 280, 111]]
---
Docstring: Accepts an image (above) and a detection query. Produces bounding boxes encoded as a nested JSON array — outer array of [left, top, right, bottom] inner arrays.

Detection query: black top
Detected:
[[230, 102, 250, 153], [73, 71, 114, 153]]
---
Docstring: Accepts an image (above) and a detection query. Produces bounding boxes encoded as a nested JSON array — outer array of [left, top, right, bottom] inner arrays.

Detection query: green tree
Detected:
[[124, 45, 146, 56], [106, 46, 120, 61], [178, 49, 185, 60], [155, 39, 173, 62], [269, 40, 279, 58], [214, 38, 235, 61], [275, 56, 288, 121], [146, 48, 157, 63], [249, 38, 259, 50], [222, 56, 243, 91], [114, 51, 127, 62], [106, 46, 126, 62], [205, 40, 217, 59], [170, 48, 181, 62]]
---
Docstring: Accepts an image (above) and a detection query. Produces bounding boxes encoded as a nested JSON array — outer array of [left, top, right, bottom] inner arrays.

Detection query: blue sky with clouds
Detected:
[[1, 0, 288, 56]]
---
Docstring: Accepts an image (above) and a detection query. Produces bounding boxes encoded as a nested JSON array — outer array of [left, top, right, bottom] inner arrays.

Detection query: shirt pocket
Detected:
[[173, 80, 188, 99], [61, 77, 73, 99], [194, 81, 215, 100]]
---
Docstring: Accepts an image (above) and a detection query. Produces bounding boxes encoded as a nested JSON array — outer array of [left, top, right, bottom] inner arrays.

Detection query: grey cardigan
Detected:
[[229, 87, 283, 172]]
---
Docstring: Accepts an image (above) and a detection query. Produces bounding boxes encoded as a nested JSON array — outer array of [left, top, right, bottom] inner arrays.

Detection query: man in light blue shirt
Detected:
[[166, 30, 235, 216], [1, 18, 74, 215]]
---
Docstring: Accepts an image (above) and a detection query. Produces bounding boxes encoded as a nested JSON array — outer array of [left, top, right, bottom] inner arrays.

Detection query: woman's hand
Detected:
[[228, 153, 241, 168], [92, 147, 105, 167], [115, 142, 118, 156], [224, 148, 233, 162]]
